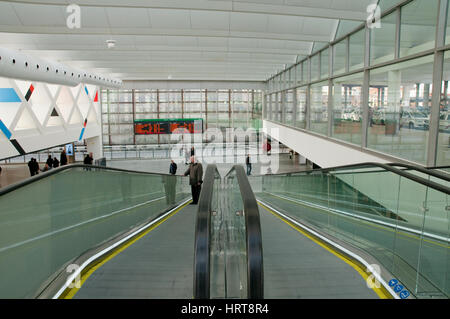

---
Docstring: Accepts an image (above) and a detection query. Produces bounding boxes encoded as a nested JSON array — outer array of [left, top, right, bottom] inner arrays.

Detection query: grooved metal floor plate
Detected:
[[259, 206, 379, 299], [74, 204, 197, 299]]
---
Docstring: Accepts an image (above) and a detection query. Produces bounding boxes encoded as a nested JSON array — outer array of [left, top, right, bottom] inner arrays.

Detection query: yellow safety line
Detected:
[[258, 201, 393, 300], [265, 192, 449, 249], [61, 200, 192, 299]]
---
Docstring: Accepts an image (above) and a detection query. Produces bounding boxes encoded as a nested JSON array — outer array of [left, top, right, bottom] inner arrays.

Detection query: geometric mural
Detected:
[[0, 76, 101, 159]]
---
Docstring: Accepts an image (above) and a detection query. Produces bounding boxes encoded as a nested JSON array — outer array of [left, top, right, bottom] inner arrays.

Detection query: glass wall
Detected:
[[332, 73, 364, 145], [368, 55, 433, 164], [399, 0, 438, 57], [264, 0, 450, 167], [438, 51, 450, 166], [370, 12, 397, 66], [333, 39, 347, 76], [102, 89, 262, 145], [295, 87, 307, 129]]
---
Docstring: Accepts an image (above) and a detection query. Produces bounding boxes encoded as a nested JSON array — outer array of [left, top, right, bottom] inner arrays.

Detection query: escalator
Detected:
[[248, 162, 450, 299], [0, 163, 263, 299]]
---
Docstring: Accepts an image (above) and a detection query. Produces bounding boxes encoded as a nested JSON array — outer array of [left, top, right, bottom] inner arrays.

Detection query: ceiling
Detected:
[[0, 0, 377, 82]]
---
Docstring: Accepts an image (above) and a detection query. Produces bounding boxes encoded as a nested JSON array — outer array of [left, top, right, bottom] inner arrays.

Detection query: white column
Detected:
[[86, 135, 103, 160]]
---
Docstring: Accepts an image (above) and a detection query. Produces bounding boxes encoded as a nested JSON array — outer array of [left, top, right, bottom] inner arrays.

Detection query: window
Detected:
[[310, 81, 329, 136], [332, 73, 364, 145], [400, 0, 438, 57], [349, 28, 365, 71], [368, 55, 433, 164], [370, 12, 397, 65], [333, 40, 347, 76]]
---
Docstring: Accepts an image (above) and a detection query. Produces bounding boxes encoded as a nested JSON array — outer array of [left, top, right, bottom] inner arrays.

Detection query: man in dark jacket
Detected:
[[184, 156, 203, 205], [60, 149, 68, 166], [46, 155, 53, 169], [169, 160, 177, 175]]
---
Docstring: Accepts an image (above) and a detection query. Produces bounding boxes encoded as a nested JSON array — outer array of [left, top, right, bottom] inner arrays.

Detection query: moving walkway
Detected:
[[0, 161, 448, 299]]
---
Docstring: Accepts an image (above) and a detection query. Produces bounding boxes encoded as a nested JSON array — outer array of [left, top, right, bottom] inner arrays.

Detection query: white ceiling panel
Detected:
[[190, 10, 229, 31], [0, 1, 371, 80], [106, 7, 150, 28], [0, 2, 22, 26], [148, 8, 191, 29]]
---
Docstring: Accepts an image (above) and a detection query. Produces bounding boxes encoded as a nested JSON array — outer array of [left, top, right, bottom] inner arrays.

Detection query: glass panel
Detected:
[[249, 164, 450, 298], [400, 0, 438, 58], [285, 90, 294, 126], [311, 55, 320, 81], [332, 72, 363, 145], [437, 51, 450, 166], [321, 48, 329, 79], [333, 40, 347, 76], [370, 12, 397, 65], [295, 87, 307, 129], [310, 81, 329, 136], [368, 55, 433, 164], [352, 27, 367, 71], [296, 64, 302, 86]]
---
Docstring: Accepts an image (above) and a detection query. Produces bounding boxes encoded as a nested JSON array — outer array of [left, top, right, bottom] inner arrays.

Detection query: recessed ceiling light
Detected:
[[106, 40, 116, 49]]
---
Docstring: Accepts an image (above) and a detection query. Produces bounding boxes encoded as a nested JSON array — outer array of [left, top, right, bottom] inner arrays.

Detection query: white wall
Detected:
[[0, 77, 102, 159], [263, 120, 388, 168]]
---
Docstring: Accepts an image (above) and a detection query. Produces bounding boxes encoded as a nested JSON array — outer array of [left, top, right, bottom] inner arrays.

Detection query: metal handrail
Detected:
[[193, 164, 219, 299], [225, 165, 264, 299], [0, 163, 179, 197], [251, 162, 450, 195]]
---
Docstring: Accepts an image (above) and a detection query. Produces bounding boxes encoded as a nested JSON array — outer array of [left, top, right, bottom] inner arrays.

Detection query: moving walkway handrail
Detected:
[[225, 165, 264, 299], [254, 162, 450, 195], [193, 164, 219, 299], [0, 163, 178, 197]]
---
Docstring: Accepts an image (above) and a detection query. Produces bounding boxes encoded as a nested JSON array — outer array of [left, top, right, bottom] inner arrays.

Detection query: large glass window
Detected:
[[310, 81, 329, 136], [311, 55, 320, 81], [320, 48, 329, 79], [370, 12, 397, 65], [295, 87, 307, 129], [285, 90, 294, 126], [368, 55, 433, 164], [333, 40, 347, 76], [296, 64, 302, 86], [349, 28, 365, 71], [437, 51, 450, 166], [332, 73, 364, 145], [400, 0, 438, 58]]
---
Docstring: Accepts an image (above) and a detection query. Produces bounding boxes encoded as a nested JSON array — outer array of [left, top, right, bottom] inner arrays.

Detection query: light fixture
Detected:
[[106, 40, 116, 49]]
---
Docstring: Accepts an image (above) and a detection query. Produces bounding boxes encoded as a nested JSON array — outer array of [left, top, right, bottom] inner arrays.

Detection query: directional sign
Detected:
[[399, 290, 410, 299], [394, 284, 404, 293], [389, 279, 398, 287]]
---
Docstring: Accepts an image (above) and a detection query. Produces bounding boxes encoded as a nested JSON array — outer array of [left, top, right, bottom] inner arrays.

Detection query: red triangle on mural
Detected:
[[94, 91, 98, 102]]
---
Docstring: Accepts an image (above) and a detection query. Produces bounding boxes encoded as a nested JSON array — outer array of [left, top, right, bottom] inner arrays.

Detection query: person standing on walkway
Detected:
[[28, 158, 35, 176], [60, 149, 68, 166], [246, 154, 252, 176], [169, 160, 177, 175], [46, 155, 53, 170], [184, 156, 203, 205], [53, 157, 59, 168]]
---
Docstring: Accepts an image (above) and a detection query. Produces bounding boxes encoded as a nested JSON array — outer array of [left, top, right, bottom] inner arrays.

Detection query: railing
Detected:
[[0, 164, 191, 298], [194, 164, 264, 299], [248, 162, 449, 298]]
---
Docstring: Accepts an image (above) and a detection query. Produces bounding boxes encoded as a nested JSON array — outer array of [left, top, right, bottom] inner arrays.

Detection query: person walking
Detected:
[[169, 160, 177, 175], [53, 157, 60, 168], [32, 158, 40, 175], [246, 154, 252, 176], [46, 155, 53, 170], [83, 152, 94, 171], [60, 149, 68, 166], [184, 156, 203, 205], [27, 158, 35, 176]]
